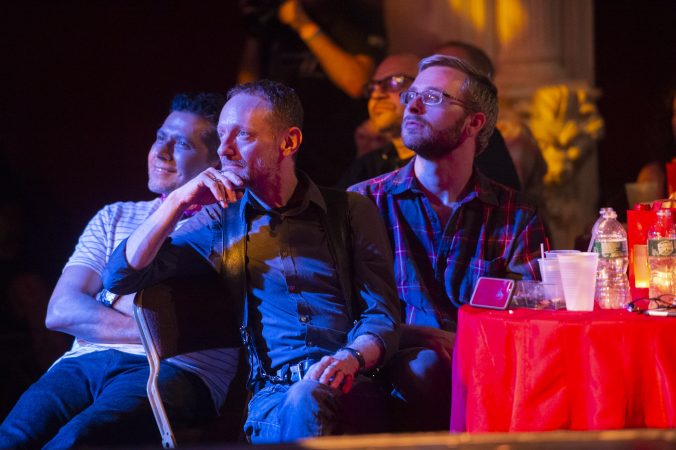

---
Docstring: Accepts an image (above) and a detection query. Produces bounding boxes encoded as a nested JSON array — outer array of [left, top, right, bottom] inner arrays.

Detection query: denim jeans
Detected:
[[0, 350, 213, 449], [244, 376, 389, 443]]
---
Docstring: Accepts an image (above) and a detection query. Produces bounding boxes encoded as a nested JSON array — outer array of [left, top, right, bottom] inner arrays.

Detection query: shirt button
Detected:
[[288, 284, 298, 293], [299, 314, 310, 323]]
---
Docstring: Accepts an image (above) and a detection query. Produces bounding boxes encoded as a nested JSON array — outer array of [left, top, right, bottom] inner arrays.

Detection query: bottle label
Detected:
[[592, 240, 627, 258], [648, 238, 676, 257]]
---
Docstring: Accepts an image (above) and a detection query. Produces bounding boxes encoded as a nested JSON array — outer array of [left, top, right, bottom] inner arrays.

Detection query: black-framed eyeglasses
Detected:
[[625, 294, 676, 313], [363, 74, 414, 97], [399, 89, 470, 108]]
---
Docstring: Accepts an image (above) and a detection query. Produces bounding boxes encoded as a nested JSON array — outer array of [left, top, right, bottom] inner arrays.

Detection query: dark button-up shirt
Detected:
[[349, 158, 544, 331], [104, 175, 400, 381]]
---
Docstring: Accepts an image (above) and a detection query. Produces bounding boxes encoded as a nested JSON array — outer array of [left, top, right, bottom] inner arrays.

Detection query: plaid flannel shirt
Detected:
[[349, 158, 545, 331]]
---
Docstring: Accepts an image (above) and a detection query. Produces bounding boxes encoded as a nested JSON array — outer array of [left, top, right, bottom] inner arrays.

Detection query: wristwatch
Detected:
[[97, 289, 120, 308], [340, 346, 366, 372]]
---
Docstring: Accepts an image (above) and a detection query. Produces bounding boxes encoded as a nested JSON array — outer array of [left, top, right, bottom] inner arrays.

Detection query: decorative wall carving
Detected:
[[385, 0, 601, 247]]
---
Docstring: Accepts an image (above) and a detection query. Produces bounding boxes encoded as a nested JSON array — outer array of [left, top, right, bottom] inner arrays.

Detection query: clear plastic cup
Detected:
[[538, 257, 565, 303], [544, 250, 581, 259], [557, 252, 599, 311], [511, 280, 565, 309], [538, 258, 561, 284]]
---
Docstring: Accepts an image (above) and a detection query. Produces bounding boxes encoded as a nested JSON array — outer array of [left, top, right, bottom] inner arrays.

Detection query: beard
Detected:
[[221, 155, 282, 195], [402, 114, 467, 160]]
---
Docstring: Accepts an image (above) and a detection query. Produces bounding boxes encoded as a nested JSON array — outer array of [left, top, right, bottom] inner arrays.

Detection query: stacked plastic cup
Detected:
[[544, 250, 581, 259], [538, 257, 563, 300]]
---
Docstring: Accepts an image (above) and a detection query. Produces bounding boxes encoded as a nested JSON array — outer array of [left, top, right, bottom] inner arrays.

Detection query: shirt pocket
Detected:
[[457, 256, 507, 304]]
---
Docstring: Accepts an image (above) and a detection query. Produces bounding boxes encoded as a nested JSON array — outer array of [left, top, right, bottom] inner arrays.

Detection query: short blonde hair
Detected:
[[418, 54, 498, 154]]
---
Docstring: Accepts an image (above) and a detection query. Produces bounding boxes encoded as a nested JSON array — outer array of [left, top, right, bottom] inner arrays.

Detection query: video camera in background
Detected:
[[239, 0, 285, 37]]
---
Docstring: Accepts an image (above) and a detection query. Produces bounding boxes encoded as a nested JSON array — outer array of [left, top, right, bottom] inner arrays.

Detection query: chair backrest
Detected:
[[134, 271, 244, 448], [135, 272, 242, 358]]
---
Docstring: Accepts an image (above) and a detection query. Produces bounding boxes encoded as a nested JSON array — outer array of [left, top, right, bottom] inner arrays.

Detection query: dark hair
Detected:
[[227, 79, 304, 130], [170, 92, 226, 157], [419, 54, 498, 153], [435, 40, 495, 80]]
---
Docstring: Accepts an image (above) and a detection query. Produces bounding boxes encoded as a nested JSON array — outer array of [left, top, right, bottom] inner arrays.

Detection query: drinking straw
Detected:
[[586, 229, 595, 252]]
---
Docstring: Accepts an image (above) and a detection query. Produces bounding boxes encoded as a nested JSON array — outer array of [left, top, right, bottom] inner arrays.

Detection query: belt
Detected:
[[250, 359, 316, 393], [276, 359, 315, 383]]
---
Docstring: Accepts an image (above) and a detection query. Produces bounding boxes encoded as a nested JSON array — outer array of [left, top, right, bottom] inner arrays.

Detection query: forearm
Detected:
[[347, 194, 402, 362], [300, 27, 373, 98], [46, 291, 140, 344], [343, 333, 384, 371], [277, 0, 375, 98], [126, 191, 187, 270]]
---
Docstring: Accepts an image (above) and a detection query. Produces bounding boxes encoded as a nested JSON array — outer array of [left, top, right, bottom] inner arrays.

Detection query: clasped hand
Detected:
[[303, 350, 360, 393]]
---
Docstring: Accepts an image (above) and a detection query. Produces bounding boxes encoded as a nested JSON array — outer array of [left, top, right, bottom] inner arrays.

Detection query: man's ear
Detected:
[[465, 112, 487, 138], [280, 127, 303, 158]]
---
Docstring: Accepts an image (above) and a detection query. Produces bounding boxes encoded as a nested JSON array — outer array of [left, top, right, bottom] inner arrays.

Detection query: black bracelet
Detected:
[[340, 346, 365, 372]]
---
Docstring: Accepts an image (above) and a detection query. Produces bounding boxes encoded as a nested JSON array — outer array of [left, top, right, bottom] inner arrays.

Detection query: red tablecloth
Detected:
[[451, 306, 676, 432]]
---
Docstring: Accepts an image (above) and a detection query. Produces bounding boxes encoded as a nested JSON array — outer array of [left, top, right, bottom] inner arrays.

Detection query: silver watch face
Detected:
[[100, 290, 118, 306]]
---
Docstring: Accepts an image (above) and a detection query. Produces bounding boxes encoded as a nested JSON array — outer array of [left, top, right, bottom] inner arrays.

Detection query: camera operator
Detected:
[[237, 0, 386, 186]]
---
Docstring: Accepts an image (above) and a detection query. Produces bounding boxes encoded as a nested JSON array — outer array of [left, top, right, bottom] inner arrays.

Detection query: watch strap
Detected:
[[341, 346, 365, 372]]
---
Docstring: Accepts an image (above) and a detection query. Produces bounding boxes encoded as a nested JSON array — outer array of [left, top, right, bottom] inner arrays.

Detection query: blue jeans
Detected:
[[244, 376, 389, 443], [0, 350, 213, 449]]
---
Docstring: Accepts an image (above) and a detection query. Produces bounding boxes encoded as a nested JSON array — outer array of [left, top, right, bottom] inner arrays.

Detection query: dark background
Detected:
[[595, 0, 676, 211], [0, 0, 674, 415]]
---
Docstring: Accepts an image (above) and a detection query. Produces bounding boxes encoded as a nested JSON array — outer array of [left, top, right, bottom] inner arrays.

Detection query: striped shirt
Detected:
[[57, 198, 238, 409], [349, 158, 545, 331]]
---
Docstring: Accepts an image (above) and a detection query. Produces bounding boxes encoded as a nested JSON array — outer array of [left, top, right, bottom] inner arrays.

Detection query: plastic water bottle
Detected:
[[590, 207, 630, 308], [647, 209, 676, 297]]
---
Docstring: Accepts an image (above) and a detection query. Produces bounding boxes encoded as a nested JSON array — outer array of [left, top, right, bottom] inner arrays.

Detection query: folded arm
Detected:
[[45, 265, 140, 344]]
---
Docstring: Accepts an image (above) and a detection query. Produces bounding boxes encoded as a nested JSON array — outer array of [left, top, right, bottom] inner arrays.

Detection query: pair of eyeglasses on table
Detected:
[[625, 294, 676, 316]]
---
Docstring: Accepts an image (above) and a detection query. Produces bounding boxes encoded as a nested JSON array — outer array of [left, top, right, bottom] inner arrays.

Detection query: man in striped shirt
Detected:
[[349, 55, 546, 431], [0, 93, 239, 449]]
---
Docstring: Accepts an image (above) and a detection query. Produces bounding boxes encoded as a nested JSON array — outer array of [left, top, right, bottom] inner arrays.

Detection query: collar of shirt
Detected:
[[380, 157, 500, 208], [239, 171, 327, 219]]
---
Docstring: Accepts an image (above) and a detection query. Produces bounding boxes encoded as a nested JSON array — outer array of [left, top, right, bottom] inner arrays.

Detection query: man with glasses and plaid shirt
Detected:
[[349, 54, 546, 431], [338, 51, 521, 191]]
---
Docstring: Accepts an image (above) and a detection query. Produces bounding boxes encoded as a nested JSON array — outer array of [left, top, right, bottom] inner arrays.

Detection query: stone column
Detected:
[[385, 0, 601, 249]]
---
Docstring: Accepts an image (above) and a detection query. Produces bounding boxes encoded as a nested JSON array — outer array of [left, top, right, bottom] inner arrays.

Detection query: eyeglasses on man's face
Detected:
[[364, 74, 414, 97], [625, 294, 676, 313], [399, 89, 470, 109]]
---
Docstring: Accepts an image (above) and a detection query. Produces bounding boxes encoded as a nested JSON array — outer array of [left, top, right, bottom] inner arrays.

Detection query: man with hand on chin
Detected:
[[349, 55, 545, 431], [104, 80, 400, 443], [0, 93, 240, 449]]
